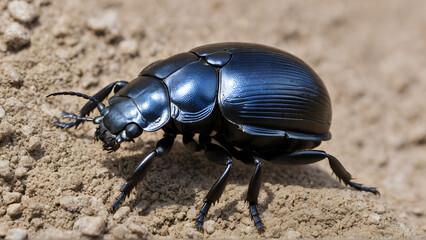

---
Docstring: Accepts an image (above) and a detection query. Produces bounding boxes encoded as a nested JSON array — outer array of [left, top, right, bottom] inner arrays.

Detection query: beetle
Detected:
[[47, 42, 379, 231]]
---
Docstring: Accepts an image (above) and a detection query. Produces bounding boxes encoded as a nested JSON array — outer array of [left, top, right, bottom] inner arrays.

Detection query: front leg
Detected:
[[110, 132, 176, 213], [52, 81, 128, 128]]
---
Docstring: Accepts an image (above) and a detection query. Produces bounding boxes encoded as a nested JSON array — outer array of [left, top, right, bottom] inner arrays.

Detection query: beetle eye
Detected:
[[125, 123, 142, 138]]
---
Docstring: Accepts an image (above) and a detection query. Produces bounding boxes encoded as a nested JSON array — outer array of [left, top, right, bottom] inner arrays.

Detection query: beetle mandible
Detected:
[[47, 42, 379, 231]]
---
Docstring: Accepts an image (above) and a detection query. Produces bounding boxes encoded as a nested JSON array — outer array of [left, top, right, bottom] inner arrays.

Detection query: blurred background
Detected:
[[1, 0, 425, 238]]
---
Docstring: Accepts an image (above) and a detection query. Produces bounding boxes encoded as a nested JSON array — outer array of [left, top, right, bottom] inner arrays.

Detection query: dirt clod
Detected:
[[6, 204, 22, 218], [3, 192, 22, 205], [3, 23, 30, 51], [5, 228, 27, 240], [7, 1, 38, 23], [73, 216, 105, 237]]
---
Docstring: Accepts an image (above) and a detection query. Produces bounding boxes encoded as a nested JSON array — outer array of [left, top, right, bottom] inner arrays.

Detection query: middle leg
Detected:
[[195, 134, 233, 229], [213, 135, 264, 230]]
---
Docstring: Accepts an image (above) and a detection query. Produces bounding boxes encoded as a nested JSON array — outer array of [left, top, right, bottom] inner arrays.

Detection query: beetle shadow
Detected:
[[102, 139, 350, 219]]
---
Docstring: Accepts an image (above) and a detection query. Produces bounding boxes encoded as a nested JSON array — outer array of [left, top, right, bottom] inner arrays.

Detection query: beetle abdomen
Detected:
[[218, 47, 332, 140]]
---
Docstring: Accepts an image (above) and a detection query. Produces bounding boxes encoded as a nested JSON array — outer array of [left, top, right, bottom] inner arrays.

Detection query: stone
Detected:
[[368, 213, 381, 224], [8, 1, 38, 23], [5, 228, 27, 240], [7, 204, 22, 217], [284, 230, 302, 239], [59, 196, 80, 212], [3, 22, 30, 50], [87, 10, 117, 34], [113, 206, 130, 221], [43, 227, 81, 240], [0, 225, 7, 237], [1, 64, 22, 88], [73, 216, 105, 237], [3, 192, 22, 205], [5, 97, 24, 110], [204, 220, 215, 234], [0, 161, 11, 179], [111, 225, 134, 240], [119, 40, 138, 57], [14, 167, 27, 178], [0, 107, 4, 118]]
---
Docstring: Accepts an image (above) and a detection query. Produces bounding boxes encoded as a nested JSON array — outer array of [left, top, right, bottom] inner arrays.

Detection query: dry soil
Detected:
[[1, 0, 425, 239]]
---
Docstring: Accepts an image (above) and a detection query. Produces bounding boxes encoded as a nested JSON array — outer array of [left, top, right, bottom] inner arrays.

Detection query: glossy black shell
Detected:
[[115, 42, 332, 142]]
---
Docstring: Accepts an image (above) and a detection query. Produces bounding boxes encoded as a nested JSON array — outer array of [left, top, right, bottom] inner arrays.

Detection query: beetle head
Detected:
[[94, 100, 144, 152], [94, 76, 170, 151], [47, 76, 170, 152]]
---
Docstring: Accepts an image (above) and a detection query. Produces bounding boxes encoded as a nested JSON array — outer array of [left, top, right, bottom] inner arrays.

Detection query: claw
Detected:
[[348, 182, 380, 195], [249, 203, 264, 232], [195, 202, 211, 230], [110, 193, 126, 213]]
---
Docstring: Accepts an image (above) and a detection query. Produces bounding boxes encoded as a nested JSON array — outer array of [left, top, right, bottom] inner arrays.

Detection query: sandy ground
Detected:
[[1, 0, 425, 239]]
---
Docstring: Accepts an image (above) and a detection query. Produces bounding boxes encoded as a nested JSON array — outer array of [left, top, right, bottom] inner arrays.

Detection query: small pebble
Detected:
[[368, 213, 381, 224], [3, 192, 22, 205], [3, 22, 30, 50], [87, 10, 117, 34], [28, 202, 43, 218], [410, 207, 424, 216], [5, 97, 24, 110], [176, 211, 185, 220], [59, 196, 80, 212], [25, 136, 42, 154], [30, 218, 43, 229], [126, 222, 148, 237], [0, 121, 15, 137], [52, 16, 71, 38], [113, 206, 130, 221], [20, 126, 34, 137], [73, 216, 105, 237], [111, 225, 137, 240], [284, 230, 302, 239], [14, 167, 27, 178], [60, 173, 82, 190], [119, 40, 138, 57], [1, 64, 22, 87], [19, 156, 33, 168], [0, 107, 5, 118], [7, 203, 23, 217], [373, 204, 386, 214], [5, 228, 27, 240], [0, 225, 7, 237], [0, 161, 11, 179], [43, 227, 81, 240], [8, 1, 38, 23], [204, 220, 215, 234]]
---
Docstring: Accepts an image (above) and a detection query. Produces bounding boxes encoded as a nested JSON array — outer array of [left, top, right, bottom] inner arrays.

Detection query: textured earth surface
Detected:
[[1, 0, 425, 239]]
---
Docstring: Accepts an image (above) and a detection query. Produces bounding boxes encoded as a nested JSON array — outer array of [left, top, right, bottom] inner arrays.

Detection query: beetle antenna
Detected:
[[46, 91, 105, 111]]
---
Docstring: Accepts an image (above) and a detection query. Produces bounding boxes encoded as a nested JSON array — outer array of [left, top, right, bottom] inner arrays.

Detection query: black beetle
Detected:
[[47, 42, 378, 231]]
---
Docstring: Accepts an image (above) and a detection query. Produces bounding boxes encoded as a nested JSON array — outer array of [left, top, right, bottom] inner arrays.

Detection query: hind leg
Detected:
[[268, 150, 379, 194]]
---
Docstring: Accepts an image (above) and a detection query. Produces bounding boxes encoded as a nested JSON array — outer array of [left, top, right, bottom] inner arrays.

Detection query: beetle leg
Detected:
[[183, 133, 202, 152], [267, 150, 379, 194], [52, 81, 129, 129], [245, 156, 264, 231], [212, 135, 265, 230], [196, 135, 233, 230], [110, 132, 176, 213]]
